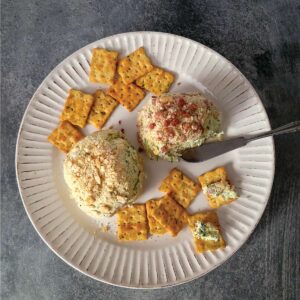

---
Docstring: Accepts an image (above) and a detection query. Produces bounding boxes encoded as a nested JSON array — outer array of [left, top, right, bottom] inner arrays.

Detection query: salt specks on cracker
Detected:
[[152, 195, 187, 237], [107, 80, 145, 112], [145, 199, 167, 235], [88, 90, 118, 129], [89, 48, 118, 84], [48, 121, 84, 153], [136, 67, 174, 96], [188, 211, 226, 253], [160, 168, 200, 208], [60, 89, 94, 128], [117, 47, 154, 84], [117, 204, 149, 241]]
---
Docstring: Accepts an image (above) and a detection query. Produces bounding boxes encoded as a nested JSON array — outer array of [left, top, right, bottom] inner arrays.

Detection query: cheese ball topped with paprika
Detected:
[[137, 92, 223, 161]]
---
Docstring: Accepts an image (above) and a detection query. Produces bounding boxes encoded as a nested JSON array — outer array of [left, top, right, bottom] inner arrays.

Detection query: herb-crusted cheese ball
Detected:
[[64, 129, 144, 218], [137, 93, 223, 161]]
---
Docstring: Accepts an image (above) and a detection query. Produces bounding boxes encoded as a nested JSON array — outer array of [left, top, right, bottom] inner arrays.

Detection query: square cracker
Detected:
[[88, 90, 118, 129], [117, 204, 148, 241], [117, 47, 154, 84], [198, 167, 238, 208], [145, 199, 167, 235], [48, 121, 84, 153], [60, 89, 94, 128], [152, 195, 187, 237], [188, 211, 226, 253], [107, 80, 145, 112], [89, 48, 118, 84], [136, 67, 174, 96], [159, 168, 200, 208]]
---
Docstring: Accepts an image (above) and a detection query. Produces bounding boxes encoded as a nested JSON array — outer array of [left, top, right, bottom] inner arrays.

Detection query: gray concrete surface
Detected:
[[1, 0, 299, 299]]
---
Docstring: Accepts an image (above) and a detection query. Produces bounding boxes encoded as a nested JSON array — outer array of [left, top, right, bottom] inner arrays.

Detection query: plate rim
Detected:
[[15, 31, 275, 289]]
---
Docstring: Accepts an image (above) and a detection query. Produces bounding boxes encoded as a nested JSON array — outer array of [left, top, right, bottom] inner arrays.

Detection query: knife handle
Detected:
[[246, 121, 300, 142]]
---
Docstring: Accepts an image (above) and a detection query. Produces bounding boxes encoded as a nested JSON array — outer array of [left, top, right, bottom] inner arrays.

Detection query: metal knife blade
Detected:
[[182, 137, 247, 162]]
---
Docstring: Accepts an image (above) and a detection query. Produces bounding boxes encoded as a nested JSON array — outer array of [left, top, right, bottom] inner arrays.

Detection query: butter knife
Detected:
[[182, 121, 300, 163]]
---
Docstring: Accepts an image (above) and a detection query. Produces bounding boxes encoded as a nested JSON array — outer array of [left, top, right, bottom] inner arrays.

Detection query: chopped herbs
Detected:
[[205, 181, 238, 201], [193, 221, 220, 242]]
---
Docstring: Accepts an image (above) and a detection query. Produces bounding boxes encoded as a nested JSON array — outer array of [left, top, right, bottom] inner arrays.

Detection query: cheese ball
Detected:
[[137, 93, 223, 161], [64, 129, 144, 218]]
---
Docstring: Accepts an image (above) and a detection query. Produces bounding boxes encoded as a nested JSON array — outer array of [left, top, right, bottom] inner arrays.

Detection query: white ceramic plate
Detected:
[[16, 32, 275, 288]]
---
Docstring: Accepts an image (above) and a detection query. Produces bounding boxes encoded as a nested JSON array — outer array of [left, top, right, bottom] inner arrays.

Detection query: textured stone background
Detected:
[[1, 0, 299, 299]]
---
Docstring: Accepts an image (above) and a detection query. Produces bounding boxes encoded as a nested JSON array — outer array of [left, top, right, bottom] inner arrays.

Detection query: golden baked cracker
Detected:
[[60, 89, 94, 128], [89, 48, 118, 84], [117, 47, 154, 84], [188, 211, 226, 253], [106, 80, 145, 112], [136, 67, 174, 96], [48, 121, 84, 153], [117, 204, 149, 241], [152, 195, 187, 237], [199, 167, 238, 208], [87, 90, 118, 129], [159, 168, 200, 208], [199, 167, 227, 186], [145, 199, 167, 235]]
